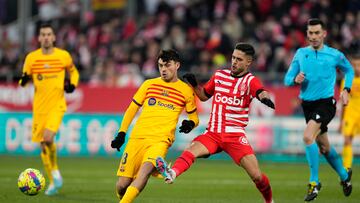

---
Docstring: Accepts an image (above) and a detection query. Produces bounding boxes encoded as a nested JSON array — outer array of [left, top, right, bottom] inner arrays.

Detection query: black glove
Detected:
[[111, 131, 126, 151], [182, 73, 198, 87], [19, 73, 31, 87], [179, 120, 195, 134], [64, 79, 75, 93], [260, 98, 275, 109]]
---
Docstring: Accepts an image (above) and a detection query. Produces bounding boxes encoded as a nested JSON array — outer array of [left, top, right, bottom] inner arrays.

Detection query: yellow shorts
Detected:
[[342, 109, 360, 137], [116, 138, 170, 178], [32, 110, 64, 142]]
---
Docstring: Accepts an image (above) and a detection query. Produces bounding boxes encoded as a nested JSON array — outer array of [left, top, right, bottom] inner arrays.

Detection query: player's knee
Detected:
[[303, 135, 313, 144]]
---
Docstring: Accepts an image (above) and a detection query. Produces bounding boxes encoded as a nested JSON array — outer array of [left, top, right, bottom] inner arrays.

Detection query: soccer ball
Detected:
[[18, 168, 46, 195]]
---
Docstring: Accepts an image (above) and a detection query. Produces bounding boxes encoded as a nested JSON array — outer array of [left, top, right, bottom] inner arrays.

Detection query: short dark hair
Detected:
[[157, 49, 181, 63], [38, 23, 55, 34], [235, 43, 255, 58], [307, 18, 326, 29], [39, 23, 54, 30]]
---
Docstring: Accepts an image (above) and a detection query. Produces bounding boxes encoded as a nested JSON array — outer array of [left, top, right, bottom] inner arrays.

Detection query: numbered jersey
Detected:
[[204, 69, 263, 134]]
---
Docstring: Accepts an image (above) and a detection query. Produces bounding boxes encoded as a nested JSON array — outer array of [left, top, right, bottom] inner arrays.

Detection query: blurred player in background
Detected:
[[19, 23, 79, 195], [341, 54, 360, 169], [284, 18, 354, 201], [110, 49, 199, 203], [156, 43, 275, 203]]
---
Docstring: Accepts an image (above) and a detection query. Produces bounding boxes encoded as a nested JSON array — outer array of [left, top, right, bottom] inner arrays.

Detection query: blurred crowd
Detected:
[[0, 0, 359, 87]]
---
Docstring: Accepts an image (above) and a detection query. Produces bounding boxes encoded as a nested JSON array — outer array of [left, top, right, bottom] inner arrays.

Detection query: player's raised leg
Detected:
[[156, 141, 210, 183]]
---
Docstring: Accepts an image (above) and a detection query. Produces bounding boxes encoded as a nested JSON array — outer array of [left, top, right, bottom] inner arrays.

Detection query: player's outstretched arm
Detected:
[[256, 90, 275, 109], [183, 73, 210, 101]]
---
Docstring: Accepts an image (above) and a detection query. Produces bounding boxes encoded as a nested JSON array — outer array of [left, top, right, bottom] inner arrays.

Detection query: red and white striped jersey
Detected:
[[204, 69, 263, 134]]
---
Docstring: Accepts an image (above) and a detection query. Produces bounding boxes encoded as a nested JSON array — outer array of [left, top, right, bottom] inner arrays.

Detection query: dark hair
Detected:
[[38, 23, 55, 33], [235, 43, 255, 58], [39, 23, 54, 30], [307, 18, 326, 29], [157, 49, 181, 63]]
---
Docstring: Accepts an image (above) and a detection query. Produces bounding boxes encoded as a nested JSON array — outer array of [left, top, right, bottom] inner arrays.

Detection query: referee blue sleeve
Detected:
[[284, 51, 300, 86], [337, 53, 354, 89]]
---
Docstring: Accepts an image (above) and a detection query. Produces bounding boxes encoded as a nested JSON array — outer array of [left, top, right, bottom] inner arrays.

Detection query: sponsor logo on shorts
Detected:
[[239, 136, 249, 145], [148, 98, 156, 106]]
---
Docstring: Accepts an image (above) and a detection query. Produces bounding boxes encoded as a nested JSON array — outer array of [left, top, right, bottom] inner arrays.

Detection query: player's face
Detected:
[[351, 58, 360, 76], [307, 24, 326, 50], [38, 27, 55, 49], [158, 59, 179, 82], [231, 49, 252, 76]]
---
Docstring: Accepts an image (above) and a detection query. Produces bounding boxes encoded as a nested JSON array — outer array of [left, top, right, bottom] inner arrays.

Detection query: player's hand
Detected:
[[294, 72, 305, 84], [340, 89, 350, 106], [182, 73, 198, 88], [179, 120, 195, 134], [64, 79, 76, 93], [111, 132, 126, 151], [260, 98, 275, 109], [19, 72, 31, 87]]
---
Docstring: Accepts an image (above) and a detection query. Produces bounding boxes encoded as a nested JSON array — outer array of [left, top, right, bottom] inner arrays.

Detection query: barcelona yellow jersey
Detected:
[[130, 77, 197, 142], [22, 48, 79, 114], [341, 77, 360, 112]]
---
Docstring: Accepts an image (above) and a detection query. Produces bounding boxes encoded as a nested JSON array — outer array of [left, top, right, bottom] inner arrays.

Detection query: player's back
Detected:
[[131, 77, 196, 143]]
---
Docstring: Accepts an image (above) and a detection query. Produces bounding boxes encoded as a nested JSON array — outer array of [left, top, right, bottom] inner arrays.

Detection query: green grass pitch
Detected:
[[0, 155, 358, 202]]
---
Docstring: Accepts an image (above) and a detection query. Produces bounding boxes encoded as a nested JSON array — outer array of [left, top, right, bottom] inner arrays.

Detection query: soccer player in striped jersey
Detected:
[[156, 43, 275, 203], [111, 49, 199, 203], [284, 18, 353, 201], [19, 23, 80, 195], [340, 54, 360, 169]]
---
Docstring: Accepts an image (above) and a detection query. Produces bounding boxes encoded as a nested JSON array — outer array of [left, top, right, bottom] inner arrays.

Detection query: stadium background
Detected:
[[0, 0, 360, 202]]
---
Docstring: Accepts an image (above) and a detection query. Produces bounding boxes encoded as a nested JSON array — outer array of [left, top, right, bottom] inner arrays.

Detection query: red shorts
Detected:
[[193, 130, 254, 165]]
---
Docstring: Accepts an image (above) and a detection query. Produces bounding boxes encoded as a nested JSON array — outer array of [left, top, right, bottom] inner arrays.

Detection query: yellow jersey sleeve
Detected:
[[64, 51, 80, 86], [22, 54, 33, 75], [132, 80, 151, 105]]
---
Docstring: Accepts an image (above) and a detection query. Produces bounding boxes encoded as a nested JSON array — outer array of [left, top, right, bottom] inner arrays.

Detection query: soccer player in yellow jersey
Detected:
[[19, 23, 79, 195], [341, 54, 360, 169], [111, 49, 199, 203]]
